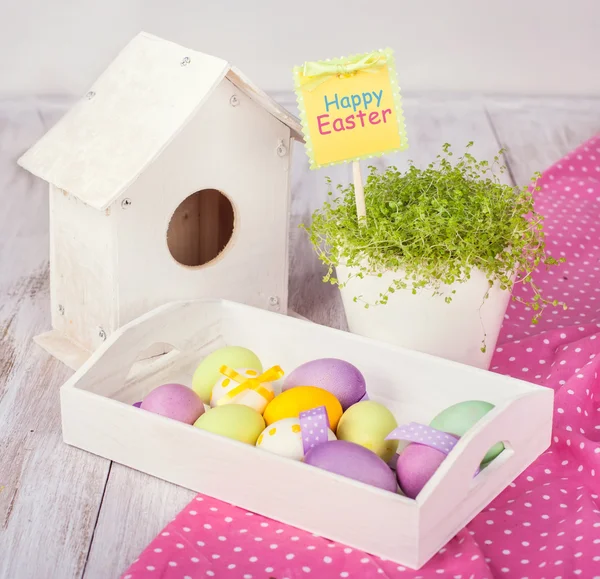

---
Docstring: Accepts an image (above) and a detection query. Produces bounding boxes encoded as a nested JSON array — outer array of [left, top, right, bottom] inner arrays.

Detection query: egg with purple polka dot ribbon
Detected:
[[256, 417, 336, 461], [386, 422, 461, 498], [395, 443, 449, 499], [210, 367, 274, 413]]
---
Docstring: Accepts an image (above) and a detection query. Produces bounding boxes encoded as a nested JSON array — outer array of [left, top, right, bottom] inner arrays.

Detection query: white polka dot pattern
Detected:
[[299, 406, 330, 453]]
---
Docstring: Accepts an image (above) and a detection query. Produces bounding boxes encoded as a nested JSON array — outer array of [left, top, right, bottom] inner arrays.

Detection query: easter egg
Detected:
[[282, 358, 366, 410], [304, 440, 397, 492], [210, 368, 273, 413], [133, 401, 142, 408], [140, 383, 205, 424], [430, 400, 503, 463], [191, 346, 262, 404], [194, 404, 265, 444], [336, 401, 399, 463], [395, 443, 447, 499], [256, 417, 336, 461], [263, 386, 343, 430]]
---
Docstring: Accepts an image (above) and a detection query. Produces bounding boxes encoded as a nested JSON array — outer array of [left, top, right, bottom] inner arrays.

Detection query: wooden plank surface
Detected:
[[0, 98, 111, 579], [485, 96, 600, 184], [0, 93, 599, 579]]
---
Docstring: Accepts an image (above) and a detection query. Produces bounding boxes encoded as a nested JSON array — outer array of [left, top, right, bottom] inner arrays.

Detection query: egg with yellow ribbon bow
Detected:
[[210, 365, 284, 414]]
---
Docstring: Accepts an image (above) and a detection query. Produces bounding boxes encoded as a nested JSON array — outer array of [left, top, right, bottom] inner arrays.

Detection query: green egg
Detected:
[[191, 346, 262, 404], [429, 400, 504, 463], [194, 404, 265, 444], [336, 401, 399, 463]]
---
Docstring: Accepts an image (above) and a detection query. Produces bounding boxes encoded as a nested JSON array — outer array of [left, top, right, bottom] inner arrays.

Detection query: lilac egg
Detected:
[[304, 440, 397, 492], [395, 443, 447, 499], [133, 401, 142, 408], [283, 358, 366, 410], [140, 383, 205, 424]]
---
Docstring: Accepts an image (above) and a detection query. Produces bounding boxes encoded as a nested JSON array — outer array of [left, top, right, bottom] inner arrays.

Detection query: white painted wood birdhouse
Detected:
[[18, 32, 303, 369]]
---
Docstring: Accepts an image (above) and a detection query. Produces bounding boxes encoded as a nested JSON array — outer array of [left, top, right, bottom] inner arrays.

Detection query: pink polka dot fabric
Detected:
[[122, 136, 600, 579]]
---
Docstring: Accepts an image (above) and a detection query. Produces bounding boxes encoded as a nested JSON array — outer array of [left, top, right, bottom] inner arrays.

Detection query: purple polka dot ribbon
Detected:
[[385, 422, 459, 455], [299, 406, 329, 454]]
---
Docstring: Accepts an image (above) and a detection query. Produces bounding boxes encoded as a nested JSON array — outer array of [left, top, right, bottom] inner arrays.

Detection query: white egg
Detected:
[[210, 367, 272, 413], [256, 417, 337, 461]]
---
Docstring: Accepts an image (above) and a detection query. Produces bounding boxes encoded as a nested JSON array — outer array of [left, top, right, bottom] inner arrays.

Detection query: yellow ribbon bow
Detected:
[[298, 51, 387, 92], [217, 365, 284, 405]]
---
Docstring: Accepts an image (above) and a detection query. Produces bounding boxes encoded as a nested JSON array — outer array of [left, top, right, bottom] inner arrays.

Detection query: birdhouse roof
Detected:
[[18, 32, 303, 211]]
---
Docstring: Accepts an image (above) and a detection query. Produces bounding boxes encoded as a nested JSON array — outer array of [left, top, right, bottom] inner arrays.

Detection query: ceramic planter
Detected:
[[336, 265, 512, 369]]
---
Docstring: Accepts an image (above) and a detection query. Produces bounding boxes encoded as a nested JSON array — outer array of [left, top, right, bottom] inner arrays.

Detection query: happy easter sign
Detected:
[[294, 49, 408, 169]]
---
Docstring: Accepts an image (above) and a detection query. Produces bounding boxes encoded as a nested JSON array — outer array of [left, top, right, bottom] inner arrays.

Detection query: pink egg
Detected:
[[395, 443, 447, 499], [304, 440, 397, 492], [282, 358, 366, 410], [140, 383, 205, 424]]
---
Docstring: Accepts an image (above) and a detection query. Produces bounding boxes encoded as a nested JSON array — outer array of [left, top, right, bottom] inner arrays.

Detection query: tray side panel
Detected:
[[61, 387, 421, 568], [65, 300, 224, 399], [220, 302, 546, 424], [416, 387, 554, 565], [418, 425, 551, 566]]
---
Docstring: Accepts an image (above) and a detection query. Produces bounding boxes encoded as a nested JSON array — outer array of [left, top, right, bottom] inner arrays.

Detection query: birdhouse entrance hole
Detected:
[[167, 189, 235, 267]]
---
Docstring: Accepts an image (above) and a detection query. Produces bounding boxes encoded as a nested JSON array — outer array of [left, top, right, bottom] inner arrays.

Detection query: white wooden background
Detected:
[[2, 1, 599, 96], [1, 93, 599, 578]]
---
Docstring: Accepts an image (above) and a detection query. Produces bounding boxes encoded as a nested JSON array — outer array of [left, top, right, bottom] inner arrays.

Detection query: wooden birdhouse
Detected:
[[18, 32, 303, 369]]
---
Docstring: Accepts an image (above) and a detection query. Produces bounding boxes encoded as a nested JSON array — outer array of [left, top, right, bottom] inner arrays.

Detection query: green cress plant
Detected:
[[302, 143, 566, 352]]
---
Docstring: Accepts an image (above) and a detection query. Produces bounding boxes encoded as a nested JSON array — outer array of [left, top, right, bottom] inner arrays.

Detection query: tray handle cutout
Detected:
[[416, 388, 553, 512], [62, 300, 224, 397]]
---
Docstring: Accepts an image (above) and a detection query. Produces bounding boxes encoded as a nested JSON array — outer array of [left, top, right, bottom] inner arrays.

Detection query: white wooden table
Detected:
[[1, 93, 599, 579]]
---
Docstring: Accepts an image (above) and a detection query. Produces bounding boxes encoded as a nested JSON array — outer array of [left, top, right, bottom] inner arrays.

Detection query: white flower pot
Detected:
[[336, 265, 512, 370]]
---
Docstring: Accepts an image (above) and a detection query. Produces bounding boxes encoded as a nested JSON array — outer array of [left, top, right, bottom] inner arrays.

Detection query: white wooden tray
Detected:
[[60, 299, 553, 569]]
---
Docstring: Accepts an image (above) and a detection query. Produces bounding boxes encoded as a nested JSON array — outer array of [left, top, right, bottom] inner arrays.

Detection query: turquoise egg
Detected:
[[429, 400, 504, 464]]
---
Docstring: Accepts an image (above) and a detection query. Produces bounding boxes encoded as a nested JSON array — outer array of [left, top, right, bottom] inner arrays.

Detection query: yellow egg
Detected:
[[194, 404, 265, 444], [263, 386, 343, 430], [210, 368, 272, 413], [336, 401, 399, 463], [191, 346, 263, 404]]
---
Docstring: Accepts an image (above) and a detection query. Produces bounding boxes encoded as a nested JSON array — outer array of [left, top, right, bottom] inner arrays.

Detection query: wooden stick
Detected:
[[352, 160, 367, 224]]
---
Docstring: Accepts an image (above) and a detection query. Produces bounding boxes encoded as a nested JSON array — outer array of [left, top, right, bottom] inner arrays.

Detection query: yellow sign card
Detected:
[[293, 48, 408, 169]]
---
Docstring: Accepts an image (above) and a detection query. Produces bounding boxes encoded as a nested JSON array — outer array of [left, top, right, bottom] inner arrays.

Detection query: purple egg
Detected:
[[395, 443, 447, 499], [133, 401, 142, 408], [304, 440, 397, 492], [140, 383, 205, 424], [283, 358, 366, 410]]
